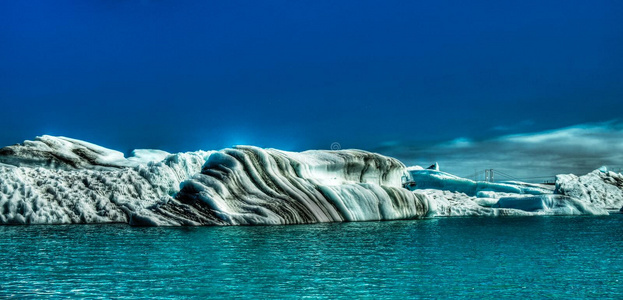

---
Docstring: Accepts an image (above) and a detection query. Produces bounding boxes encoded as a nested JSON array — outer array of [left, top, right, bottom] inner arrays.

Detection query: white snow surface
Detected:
[[0, 136, 620, 226]]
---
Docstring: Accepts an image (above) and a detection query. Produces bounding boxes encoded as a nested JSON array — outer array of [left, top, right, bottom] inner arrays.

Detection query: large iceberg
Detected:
[[0, 136, 619, 226], [147, 147, 431, 226]]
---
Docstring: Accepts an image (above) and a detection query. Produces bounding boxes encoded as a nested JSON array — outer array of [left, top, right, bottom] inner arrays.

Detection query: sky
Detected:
[[1, 1, 622, 180]]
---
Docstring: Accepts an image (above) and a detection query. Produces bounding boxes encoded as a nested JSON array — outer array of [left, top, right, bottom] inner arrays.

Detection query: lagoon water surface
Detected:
[[1, 215, 622, 299]]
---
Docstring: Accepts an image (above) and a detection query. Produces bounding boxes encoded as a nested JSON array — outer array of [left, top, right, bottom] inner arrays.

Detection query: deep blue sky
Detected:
[[2, 1, 623, 158]]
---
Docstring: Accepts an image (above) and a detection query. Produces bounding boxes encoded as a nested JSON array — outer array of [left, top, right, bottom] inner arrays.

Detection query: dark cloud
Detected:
[[374, 122, 623, 182]]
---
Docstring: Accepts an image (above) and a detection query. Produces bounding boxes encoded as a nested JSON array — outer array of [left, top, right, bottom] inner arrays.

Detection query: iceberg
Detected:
[[152, 147, 431, 226], [0, 136, 619, 226], [555, 169, 623, 211], [406, 169, 552, 196]]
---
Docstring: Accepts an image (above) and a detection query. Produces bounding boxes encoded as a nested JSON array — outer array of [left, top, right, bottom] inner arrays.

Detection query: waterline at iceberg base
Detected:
[[0, 136, 621, 226]]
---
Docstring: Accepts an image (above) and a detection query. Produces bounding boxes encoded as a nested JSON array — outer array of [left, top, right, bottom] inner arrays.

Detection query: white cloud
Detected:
[[374, 121, 623, 182], [439, 137, 473, 149]]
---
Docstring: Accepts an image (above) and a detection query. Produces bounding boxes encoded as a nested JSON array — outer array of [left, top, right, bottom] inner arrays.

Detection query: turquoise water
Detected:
[[1, 216, 622, 299]]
